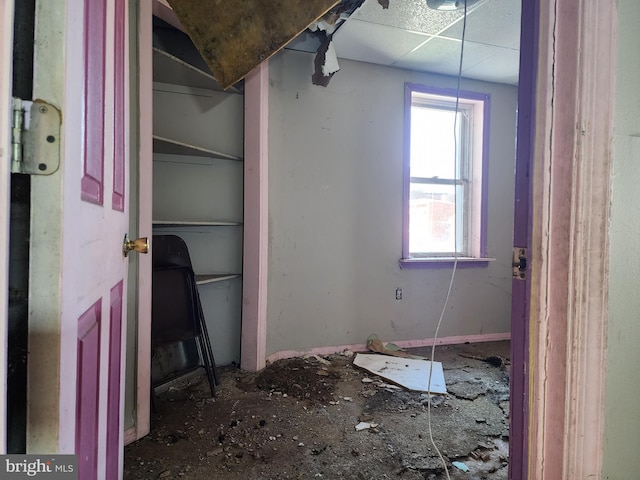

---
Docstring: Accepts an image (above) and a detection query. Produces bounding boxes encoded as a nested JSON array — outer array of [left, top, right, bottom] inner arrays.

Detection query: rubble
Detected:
[[125, 342, 510, 480]]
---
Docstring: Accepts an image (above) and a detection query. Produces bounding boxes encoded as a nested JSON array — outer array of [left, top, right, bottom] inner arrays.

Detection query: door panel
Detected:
[[82, 0, 107, 204], [112, 0, 126, 212], [76, 301, 102, 480], [106, 281, 124, 480], [81, 0, 107, 204]]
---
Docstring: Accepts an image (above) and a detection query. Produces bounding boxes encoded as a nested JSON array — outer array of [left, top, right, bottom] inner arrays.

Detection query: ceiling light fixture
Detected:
[[426, 0, 480, 11]]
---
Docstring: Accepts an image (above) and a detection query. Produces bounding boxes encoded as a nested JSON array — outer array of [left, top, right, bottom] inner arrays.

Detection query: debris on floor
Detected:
[[125, 341, 510, 480], [354, 421, 378, 431], [366, 333, 422, 359], [459, 352, 507, 370], [353, 353, 447, 394], [452, 460, 470, 472]]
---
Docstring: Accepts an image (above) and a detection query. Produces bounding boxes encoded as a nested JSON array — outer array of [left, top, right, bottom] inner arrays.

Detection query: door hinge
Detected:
[[11, 97, 61, 175], [512, 247, 527, 280]]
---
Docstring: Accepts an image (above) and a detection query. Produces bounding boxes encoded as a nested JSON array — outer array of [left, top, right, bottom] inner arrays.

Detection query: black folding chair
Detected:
[[151, 235, 218, 398]]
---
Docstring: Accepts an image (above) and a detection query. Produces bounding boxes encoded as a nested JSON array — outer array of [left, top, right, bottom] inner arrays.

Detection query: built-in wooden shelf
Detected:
[[153, 135, 242, 162], [153, 220, 242, 227], [195, 274, 241, 285], [153, 47, 230, 92], [152, 19, 244, 367]]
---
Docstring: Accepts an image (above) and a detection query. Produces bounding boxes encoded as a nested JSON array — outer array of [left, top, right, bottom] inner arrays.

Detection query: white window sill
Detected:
[[399, 257, 496, 269]]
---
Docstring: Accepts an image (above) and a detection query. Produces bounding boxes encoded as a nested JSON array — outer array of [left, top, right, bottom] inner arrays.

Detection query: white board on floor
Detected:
[[353, 353, 447, 394]]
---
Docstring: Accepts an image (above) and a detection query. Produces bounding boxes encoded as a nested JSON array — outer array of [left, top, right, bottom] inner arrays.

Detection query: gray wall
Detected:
[[603, 0, 640, 477], [266, 50, 517, 356]]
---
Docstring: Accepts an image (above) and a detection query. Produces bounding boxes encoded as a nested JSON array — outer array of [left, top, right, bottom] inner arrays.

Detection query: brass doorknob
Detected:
[[123, 234, 149, 257]]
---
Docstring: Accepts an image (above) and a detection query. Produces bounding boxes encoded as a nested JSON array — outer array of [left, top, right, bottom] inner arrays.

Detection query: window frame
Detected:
[[400, 83, 492, 268]]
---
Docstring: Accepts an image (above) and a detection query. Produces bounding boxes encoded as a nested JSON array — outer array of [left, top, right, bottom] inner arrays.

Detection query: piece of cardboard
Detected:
[[353, 353, 447, 394]]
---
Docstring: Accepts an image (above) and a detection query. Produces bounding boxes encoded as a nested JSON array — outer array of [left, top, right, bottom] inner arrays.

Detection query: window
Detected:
[[401, 84, 490, 266]]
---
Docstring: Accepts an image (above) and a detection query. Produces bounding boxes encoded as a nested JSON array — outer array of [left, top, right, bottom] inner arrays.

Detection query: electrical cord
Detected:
[[425, 1, 468, 478]]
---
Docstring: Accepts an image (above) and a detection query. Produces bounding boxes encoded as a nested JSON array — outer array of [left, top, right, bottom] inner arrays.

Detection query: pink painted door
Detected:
[[28, 1, 138, 479]]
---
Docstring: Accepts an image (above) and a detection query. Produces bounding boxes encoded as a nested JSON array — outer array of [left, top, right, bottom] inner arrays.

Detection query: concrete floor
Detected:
[[125, 341, 510, 480]]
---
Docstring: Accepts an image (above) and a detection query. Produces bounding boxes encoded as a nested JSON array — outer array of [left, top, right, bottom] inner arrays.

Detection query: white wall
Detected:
[[266, 50, 517, 356], [602, 1, 640, 477]]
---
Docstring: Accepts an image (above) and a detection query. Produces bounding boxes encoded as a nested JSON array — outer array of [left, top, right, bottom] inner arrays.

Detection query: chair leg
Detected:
[[198, 320, 219, 397], [150, 387, 157, 413], [197, 301, 220, 386], [196, 333, 216, 397]]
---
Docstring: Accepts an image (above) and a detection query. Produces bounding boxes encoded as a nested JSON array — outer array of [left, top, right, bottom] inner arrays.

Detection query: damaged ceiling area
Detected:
[[166, 0, 520, 89], [292, 0, 522, 86], [165, 0, 363, 89]]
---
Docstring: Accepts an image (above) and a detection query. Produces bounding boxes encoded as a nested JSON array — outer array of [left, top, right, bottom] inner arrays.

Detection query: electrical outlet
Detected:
[[395, 288, 402, 300]]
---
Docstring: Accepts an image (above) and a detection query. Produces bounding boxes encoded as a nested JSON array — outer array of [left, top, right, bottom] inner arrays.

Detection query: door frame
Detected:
[[124, 0, 153, 445], [126, 1, 268, 444], [0, 0, 15, 454], [26, 0, 68, 453], [526, 0, 616, 477], [508, 0, 537, 476], [129, 2, 618, 477]]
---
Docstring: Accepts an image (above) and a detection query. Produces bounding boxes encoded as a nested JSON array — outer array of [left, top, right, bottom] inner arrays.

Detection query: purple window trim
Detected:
[[402, 83, 491, 266]]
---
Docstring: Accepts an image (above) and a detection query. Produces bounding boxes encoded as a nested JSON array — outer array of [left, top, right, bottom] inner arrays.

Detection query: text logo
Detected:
[[1, 455, 77, 480]]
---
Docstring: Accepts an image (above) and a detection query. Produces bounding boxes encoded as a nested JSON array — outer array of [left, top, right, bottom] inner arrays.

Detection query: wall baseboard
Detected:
[[266, 332, 511, 364]]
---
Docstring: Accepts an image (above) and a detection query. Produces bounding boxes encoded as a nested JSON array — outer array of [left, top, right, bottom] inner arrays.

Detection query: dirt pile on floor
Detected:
[[253, 356, 341, 403], [124, 342, 510, 480]]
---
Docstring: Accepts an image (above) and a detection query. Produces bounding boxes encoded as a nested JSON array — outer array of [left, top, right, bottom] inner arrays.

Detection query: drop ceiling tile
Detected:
[[286, 0, 521, 85], [440, 0, 521, 48], [350, 0, 465, 35], [461, 47, 520, 84], [333, 19, 431, 66], [392, 36, 501, 76]]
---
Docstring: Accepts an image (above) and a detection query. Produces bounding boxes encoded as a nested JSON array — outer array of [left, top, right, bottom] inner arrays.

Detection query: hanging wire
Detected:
[[425, 0, 468, 478]]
